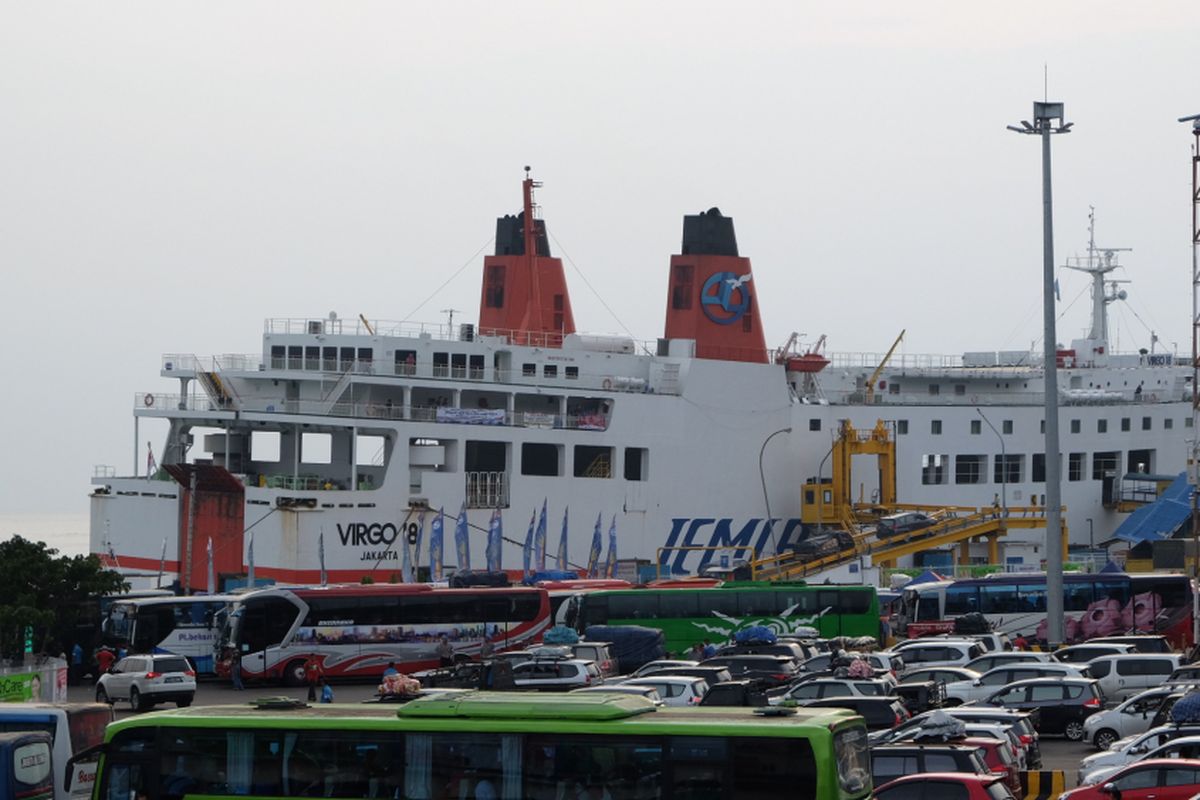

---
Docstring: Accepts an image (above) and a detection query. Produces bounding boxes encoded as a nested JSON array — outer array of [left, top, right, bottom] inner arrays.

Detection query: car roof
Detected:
[[874, 743, 977, 753], [1114, 758, 1200, 773], [625, 675, 706, 685], [876, 772, 1001, 789], [994, 676, 1094, 687]]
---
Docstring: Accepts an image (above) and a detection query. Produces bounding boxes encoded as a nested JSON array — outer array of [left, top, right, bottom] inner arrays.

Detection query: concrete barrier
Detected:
[[1020, 770, 1066, 800]]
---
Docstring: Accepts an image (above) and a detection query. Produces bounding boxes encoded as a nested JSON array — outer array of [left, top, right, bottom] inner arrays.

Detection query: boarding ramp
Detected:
[[748, 506, 1069, 582]]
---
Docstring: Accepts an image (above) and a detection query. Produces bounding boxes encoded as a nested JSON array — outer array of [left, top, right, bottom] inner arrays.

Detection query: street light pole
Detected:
[[1086, 517, 1095, 567], [976, 408, 1006, 524], [1009, 101, 1072, 647], [1179, 113, 1200, 582]]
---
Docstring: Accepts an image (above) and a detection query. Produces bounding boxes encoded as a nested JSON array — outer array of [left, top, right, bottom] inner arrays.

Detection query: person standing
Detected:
[[70, 642, 84, 686], [95, 646, 116, 681], [702, 639, 717, 659], [437, 636, 454, 667], [319, 677, 334, 703], [230, 649, 245, 691], [304, 655, 323, 702]]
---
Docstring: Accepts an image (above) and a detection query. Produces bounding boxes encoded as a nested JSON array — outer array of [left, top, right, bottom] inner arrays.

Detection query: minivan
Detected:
[[1084, 654, 1183, 702], [980, 677, 1104, 740], [895, 640, 984, 670], [0, 703, 112, 800]]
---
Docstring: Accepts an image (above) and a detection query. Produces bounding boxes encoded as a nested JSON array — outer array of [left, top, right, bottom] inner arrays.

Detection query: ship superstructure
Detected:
[[91, 180, 1192, 586]]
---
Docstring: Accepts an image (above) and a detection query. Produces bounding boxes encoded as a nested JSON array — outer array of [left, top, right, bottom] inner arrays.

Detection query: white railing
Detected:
[[162, 354, 262, 373], [812, 388, 1183, 407]]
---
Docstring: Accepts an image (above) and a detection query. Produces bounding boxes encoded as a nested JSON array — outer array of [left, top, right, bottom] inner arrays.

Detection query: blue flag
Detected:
[[556, 506, 569, 572], [400, 517, 414, 583], [534, 499, 548, 572], [586, 513, 603, 578], [604, 516, 618, 579], [523, 510, 536, 580], [486, 508, 503, 573], [430, 507, 445, 581], [414, 510, 425, 576], [454, 501, 471, 573]]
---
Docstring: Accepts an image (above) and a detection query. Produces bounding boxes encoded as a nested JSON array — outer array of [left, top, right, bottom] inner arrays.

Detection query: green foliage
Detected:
[[0, 536, 127, 659], [360, 575, 375, 584]]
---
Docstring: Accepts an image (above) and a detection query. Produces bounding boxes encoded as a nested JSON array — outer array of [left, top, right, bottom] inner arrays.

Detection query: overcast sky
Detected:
[[2, 1, 1198, 522]]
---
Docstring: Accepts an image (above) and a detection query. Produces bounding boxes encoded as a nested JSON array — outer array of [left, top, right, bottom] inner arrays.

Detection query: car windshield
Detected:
[[156, 657, 190, 673]]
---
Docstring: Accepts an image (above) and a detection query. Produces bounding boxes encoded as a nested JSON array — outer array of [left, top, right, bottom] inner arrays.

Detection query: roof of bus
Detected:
[[101, 693, 861, 739], [110, 594, 238, 606], [238, 584, 546, 599], [593, 583, 874, 595]]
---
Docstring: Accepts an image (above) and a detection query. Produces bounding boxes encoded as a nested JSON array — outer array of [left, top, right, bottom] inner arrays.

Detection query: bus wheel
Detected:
[[283, 660, 307, 687]]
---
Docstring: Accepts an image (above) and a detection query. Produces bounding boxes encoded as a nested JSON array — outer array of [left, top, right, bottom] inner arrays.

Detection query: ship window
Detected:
[[270, 345, 286, 369], [954, 384, 966, 396], [1188, 418, 1195, 428], [1166, 418, 1174, 430], [565, 366, 579, 379], [1127, 449, 1153, 474], [322, 347, 337, 371], [1142, 416, 1152, 431], [1069, 452, 1085, 481], [809, 419, 821, 432], [544, 365, 558, 378], [287, 346, 303, 369], [1032, 453, 1046, 483], [896, 420, 908, 435], [356, 435, 387, 467], [929, 384, 940, 396], [357, 348, 373, 365], [1121, 417, 1131, 432], [970, 420, 981, 435], [994, 454, 1022, 483], [1040, 419, 1045, 433], [671, 265, 694, 310], [1098, 419, 1108, 433], [1002, 420, 1013, 434], [433, 352, 449, 377], [624, 447, 648, 481], [1071, 419, 1081, 433], [395, 350, 417, 376], [521, 443, 560, 477], [305, 346, 320, 370], [1092, 451, 1120, 480], [955, 455, 987, 485], [485, 265, 506, 308], [251, 431, 281, 463], [469, 355, 485, 379], [451, 353, 467, 378], [522, 363, 536, 377], [574, 445, 613, 479], [340, 347, 355, 369], [301, 433, 332, 465], [921, 454, 947, 485], [931, 420, 942, 435], [889, 382, 900, 394]]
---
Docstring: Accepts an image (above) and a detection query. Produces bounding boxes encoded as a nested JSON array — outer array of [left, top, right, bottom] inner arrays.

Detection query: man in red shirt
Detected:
[[95, 647, 116, 681], [304, 655, 323, 702]]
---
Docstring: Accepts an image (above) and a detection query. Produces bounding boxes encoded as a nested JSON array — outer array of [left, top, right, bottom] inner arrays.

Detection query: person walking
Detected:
[[437, 636, 454, 667], [70, 642, 84, 686], [304, 655, 323, 702], [230, 649, 245, 691], [95, 646, 116, 681]]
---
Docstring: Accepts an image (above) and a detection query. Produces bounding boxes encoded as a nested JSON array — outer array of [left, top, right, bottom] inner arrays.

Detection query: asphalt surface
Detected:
[[68, 678, 1097, 790]]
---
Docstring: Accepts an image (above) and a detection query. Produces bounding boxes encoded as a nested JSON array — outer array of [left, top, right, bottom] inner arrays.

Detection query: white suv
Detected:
[[1085, 654, 1183, 702], [96, 653, 196, 711], [620, 676, 708, 707], [895, 640, 985, 671], [511, 659, 603, 690]]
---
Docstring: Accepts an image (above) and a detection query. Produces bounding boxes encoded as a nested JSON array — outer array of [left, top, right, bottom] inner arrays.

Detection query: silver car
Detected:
[[96, 653, 196, 711]]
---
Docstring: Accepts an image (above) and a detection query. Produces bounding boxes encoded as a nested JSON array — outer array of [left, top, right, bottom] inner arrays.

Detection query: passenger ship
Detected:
[[90, 176, 1192, 587]]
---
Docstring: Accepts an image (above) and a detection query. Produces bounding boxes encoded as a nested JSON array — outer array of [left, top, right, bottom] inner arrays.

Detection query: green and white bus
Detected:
[[557, 582, 881, 654], [80, 692, 871, 800]]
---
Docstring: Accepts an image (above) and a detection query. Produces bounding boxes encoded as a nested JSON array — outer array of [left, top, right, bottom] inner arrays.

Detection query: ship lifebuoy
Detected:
[[602, 378, 613, 391], [143, 393, 155, 407]]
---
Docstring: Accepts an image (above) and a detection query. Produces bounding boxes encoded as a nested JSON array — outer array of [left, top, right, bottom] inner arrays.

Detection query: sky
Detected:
[[1, 1, 1198, 534]]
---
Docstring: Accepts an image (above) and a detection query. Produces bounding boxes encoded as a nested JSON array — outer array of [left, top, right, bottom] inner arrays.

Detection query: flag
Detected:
[[604, 516, 618, 579], [206, 538, 215, 594], [318, 528, 327, 586], [534, 499, 548, 571], [146, 442, 157, 478], [1054, 277, 1061, 302], [586, 513, 603, 578], [246, 531, 255, 587], [400, 518, 414, 583], [454, 501, 471, 573], [556, 507, 569, 572], [486, 508, 503, 573], [522, 510, 536, 580], [156, 537, 167, 589], [430, 508, 445, 581]]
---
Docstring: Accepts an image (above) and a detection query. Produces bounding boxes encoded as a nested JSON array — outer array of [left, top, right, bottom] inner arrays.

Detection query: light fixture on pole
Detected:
[[1009, 100, 1071, 647]]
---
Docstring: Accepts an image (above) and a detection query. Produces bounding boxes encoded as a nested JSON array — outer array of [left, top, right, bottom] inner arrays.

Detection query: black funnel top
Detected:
[[494, 213, 552, 257], [681, 207, 738, 257]]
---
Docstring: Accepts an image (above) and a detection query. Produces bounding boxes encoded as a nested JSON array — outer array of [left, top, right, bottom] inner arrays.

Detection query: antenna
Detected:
[[1043, 64, 1048, 102], [441, 308, 461, 336]]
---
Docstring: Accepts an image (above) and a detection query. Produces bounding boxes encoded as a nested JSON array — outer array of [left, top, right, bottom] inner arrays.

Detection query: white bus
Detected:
[[101, 595, 236, 675], [0, 703, 112, 800]]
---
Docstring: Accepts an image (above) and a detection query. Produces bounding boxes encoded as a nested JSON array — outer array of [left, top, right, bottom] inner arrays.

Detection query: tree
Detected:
[[0, 536, 127, 659]]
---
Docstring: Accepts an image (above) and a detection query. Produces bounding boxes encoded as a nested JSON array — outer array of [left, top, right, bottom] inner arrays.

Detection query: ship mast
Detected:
[[1063, 208, 1129, 349]]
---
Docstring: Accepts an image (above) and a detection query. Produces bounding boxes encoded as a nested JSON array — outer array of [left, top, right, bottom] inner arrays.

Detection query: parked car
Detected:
[[1076, 724, 1200, 785], [698, 680, 769, 707], [571, 685, 664, 706], [961, 735, 1023, 794], [511, 658, 603, 690], [944, 663, 1085, 705], [937, 708, 1042, 769], [1089, 635, 1172, 654], [1081, 735, 1200, 786], [901, 667, 981, 687], [874, 772, 1016, 800], [620, 676, 708, 707], [968, 632, 1014, 653], [870, 743, 992, 787], [1083, 687, 1181, 750], [769, 678, 892, 706], [894, 640, 985, 670], [802, 651, 905, 677], [875, 511, 937, 539], [1052, 643, 1137, 664], [632, 665, 732, 689], [698, 655, 800, 686], [569, 642, 617, 678], [627, 659, 697, 678], [977, 677, 1103, 740], [1167, 663, 1200, 687], [1084, 653, 1183, 702], [964, 651, 1051, 674], [714, 642, 808, 661], [1065, 758, 1200, 800], [796, 696, 910, 731], [1150, 692, 1187, 728], [893, 678, 946, 715], [787, 530, 855, 560], [95, 653, 195, 711]]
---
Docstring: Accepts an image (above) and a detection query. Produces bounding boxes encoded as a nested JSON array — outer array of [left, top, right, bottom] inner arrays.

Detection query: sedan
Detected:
[[1063, 759, 1200, 800], [976, 677, 1102, 740], [874, 773, 1016, 800]]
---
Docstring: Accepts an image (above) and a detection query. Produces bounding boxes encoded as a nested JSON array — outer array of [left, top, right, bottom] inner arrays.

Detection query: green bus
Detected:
[[79, 692, 871, 800], [557, 582, 881, 655]]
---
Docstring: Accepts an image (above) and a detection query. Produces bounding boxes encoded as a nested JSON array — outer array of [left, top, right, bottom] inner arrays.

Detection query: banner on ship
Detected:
[[436, 408, 505, 425]]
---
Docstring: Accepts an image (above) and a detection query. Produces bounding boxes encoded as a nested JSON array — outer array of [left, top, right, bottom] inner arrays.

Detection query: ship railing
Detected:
[[162, 354, 262, 373], [465, 471, 508, 509], [817, 387, 1175, 406], [134, 393, 230, 412]]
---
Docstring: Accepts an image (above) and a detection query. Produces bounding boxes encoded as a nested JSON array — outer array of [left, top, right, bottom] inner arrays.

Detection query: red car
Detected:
[[961, 736, 1020, 795], [1062, 759, 1200, 800], [874, 772, 1016, 800]]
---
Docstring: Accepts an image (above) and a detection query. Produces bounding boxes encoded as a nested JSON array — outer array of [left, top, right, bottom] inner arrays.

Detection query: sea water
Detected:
[[0, 512, 90, 556]]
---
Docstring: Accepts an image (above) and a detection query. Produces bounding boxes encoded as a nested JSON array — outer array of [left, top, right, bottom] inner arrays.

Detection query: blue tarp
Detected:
[[907, 569, 948, 586], [1111, 473, 1194, 544], [1098, 560, 1124, 574]]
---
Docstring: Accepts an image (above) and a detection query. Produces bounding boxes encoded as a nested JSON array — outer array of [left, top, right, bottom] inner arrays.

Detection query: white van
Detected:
[[0, 703, 112, 800], [1085, 654, 1183, 702]]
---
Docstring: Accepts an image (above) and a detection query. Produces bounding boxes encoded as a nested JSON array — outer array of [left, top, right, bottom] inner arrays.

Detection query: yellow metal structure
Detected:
[[801, 419, 897, 527], [864, 329, 906, 404]]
